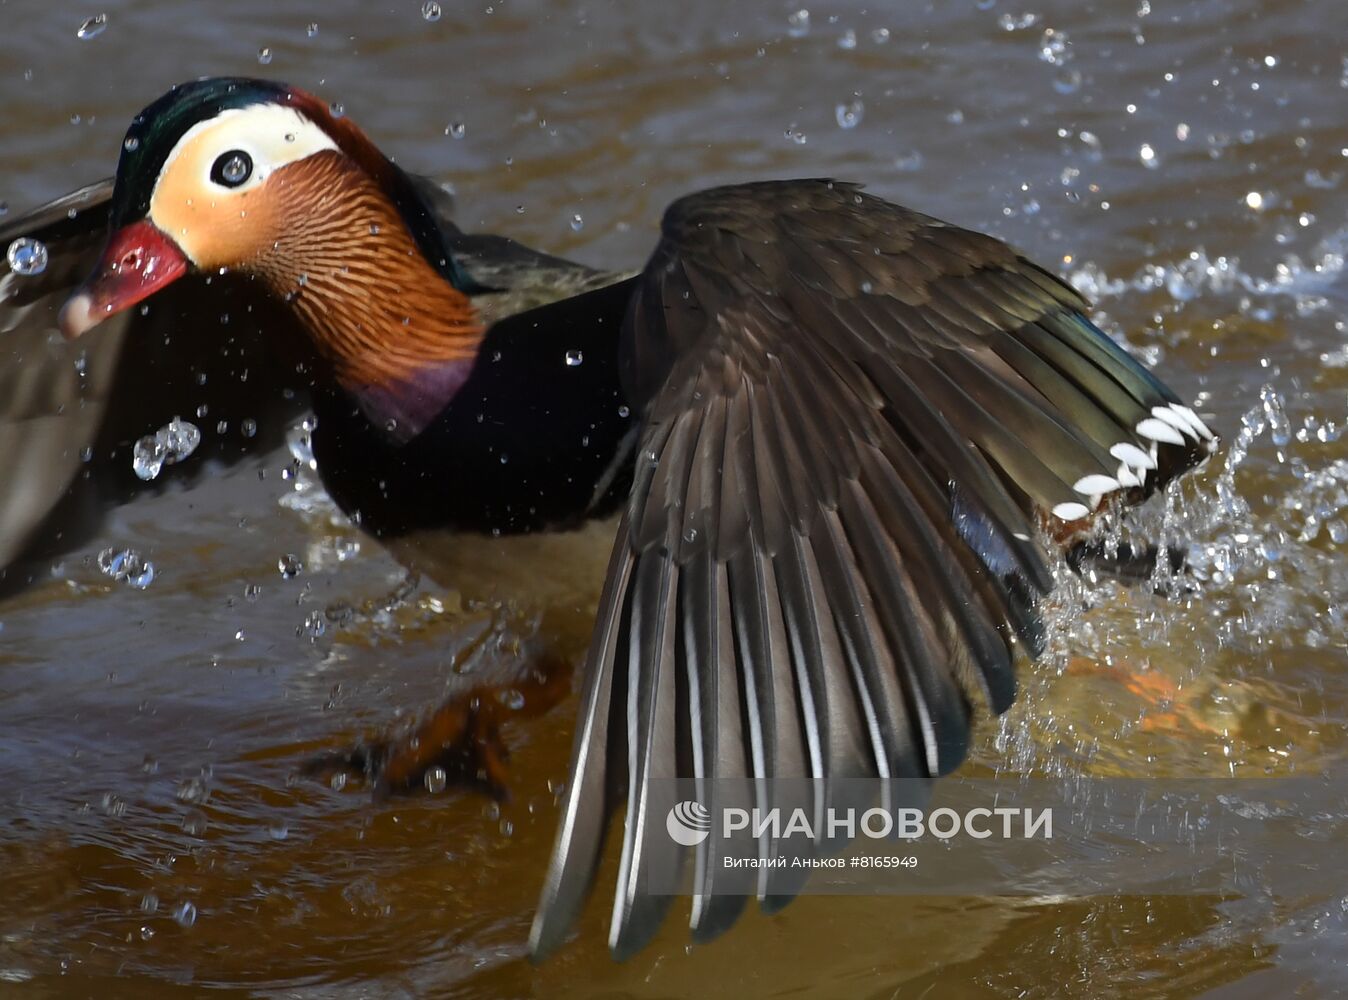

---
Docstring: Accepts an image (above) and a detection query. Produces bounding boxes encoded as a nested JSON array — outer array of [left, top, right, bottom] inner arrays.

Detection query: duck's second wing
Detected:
[[0, 181, 307, 587], [531, 179, 1216, 959]]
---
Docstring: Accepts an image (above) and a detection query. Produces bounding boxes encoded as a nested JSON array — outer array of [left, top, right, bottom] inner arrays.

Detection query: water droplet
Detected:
[[421, 1, 442, 21], [257, 46, 272, 65], [122, 135, 139, 152], [835, 99, 864, 129], [1037, 27, 1071, 66], [786, 8, 810, 37], [132, 417, 201, 481], [181, 810, 208, 836], [7, 237, 48, 276], [837, 28, 856, 49], [424, 767, 447, 793], [100, 792, 126, 817], [298, 611, 326, 640], [278, 554, 303, 579], [570, 212, 584, 231], [244, 583, 262, 601], [1244, 191, 1265, 211], [499, 453, 509, 464], [305, 22, 318, 37], [564, 349, 584, 367], [498, 688, 526, 710], [444, 121, 465, 139], [894, 150, 924, 172], [784, 124, 808, 145], [328, 101, 344, 118], [172, 902, 197, 928], [77, 13, 107, 40], [176, 775, 209, 804], [241, 418, 258, 438], [618, 404, 631, 418], [1053, 67, 1082, 94], [96, 548, 154, 589], [1138, 143, 1160, 169], [870, 27, 890, 44], [998, 11, 1039, 30]]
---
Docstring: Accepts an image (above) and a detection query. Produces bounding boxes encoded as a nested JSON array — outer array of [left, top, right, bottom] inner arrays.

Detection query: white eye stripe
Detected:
[[152, 104, 338, 201]]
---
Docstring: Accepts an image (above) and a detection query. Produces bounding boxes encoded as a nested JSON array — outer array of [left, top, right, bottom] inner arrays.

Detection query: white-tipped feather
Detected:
[[1151, 405, 1197, 440], [1136, 418, 1186, 446], [1115, 463, 1143, 489], [1110, 442, 1156, 471], [1073, 474, 1120, 496], [1051, 501, 1092, 521], [1171, 404, 1215, 442]]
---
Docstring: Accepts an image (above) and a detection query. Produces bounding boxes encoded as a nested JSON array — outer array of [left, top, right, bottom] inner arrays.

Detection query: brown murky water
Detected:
[[2, 1, 1347, 996]]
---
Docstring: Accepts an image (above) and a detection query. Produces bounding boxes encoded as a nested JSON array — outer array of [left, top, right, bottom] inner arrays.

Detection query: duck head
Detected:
[[61, 77, 482, 438]]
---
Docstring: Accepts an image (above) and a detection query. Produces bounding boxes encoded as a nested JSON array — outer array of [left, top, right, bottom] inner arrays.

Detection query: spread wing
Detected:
[[531, 180, 1215, 958], [0, 181, 307, 586]]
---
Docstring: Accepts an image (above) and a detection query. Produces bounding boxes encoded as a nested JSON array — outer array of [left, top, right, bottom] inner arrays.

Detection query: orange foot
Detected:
[[1064, 655, 1220, 736], [303, 650, 574, 800]]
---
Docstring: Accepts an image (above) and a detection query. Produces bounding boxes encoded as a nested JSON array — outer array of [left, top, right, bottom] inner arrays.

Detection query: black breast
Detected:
[[310, 278, 638, 538]]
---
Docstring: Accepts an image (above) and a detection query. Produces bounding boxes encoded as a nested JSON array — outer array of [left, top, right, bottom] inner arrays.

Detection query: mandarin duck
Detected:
[[0, 77, 1217, 959]]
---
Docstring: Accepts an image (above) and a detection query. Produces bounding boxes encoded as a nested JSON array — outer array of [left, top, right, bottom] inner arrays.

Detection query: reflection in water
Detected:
[[1, 0, 1346, 994]]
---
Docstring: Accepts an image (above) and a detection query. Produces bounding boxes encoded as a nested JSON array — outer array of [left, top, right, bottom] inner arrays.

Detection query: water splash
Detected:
[[1068, 228, 1348, 311], [998, 372, 1347, 778], [132, 417, 202, 481], [97, 548, 154, 589]]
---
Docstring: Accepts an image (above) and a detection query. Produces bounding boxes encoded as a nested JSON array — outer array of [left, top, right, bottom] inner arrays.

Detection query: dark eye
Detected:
[[210, 150, 253, 188]]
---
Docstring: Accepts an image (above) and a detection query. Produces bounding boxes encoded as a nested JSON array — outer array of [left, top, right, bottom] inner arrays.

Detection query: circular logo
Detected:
[[665, 799, 712, 846]]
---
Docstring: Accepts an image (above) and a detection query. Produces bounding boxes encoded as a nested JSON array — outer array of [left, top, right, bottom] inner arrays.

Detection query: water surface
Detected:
[[1, 1, 1346, 995]]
